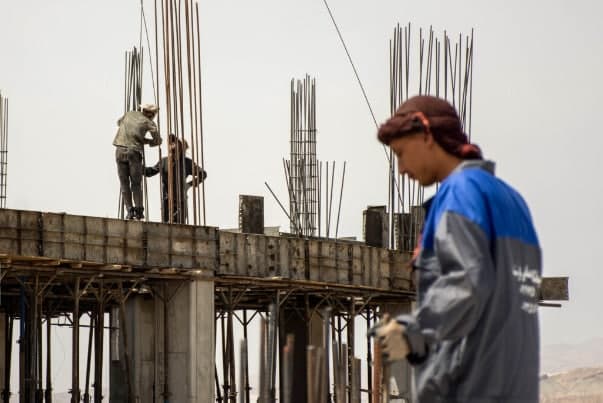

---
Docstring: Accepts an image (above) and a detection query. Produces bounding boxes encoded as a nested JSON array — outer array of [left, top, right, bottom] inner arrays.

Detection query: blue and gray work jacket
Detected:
[[398, 159, 542, 403]]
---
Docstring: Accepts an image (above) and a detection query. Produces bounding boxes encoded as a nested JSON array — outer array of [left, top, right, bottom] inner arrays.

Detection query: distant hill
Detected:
[[541, 338, 603, 374], [541, 367, 603, 402]]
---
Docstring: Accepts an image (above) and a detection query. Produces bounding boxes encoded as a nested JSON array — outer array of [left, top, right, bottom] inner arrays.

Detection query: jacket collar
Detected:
[[421, 159, 496, 215], [450, 159, 496, 175]]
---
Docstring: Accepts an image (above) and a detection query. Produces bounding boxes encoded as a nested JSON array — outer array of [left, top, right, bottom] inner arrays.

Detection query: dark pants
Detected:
[[160, 194, 188, 223], [115, 147, 143, 209]]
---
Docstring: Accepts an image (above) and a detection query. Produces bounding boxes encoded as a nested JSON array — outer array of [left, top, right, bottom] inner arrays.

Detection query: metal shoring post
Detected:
[[118, 282, 133, 403], [30, 274, 39, 403], [323, 306, 331, 403], [3, 313, 12, 403], [366, 308, 372, 403], [221, 311, 228, 401], [44, 314, 51, 403], [269, 296, 279, 402], [242, 310, 250, 403], [347, 300, 355, 403], [93, 279, 104, 403], [71, 277, 81, 403], [214, 314, 222, 403], [258, 316, 267, 403], [37, 298, 42, 403], [162, 282, 169, 403], [227, 289, 236, 403], [83, 314, 95, 403]]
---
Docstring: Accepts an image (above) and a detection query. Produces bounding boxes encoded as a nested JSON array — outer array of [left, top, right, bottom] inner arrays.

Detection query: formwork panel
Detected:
[[289, 238, 306, 280], [277, 237, 290, 279], [218, 231, 236, 275], [62, 215, 85, 261], [266, 236, 279, 277], [106, 219, 127, 264], [0, 209, 18, 254], [351, 245, 364, 286], [336, 243, 351, 285], [246, 234, 266, 277], [171, 225, 195, 268], [321, 241, 338, 283], [308, 240, 320, 282], [369, 248, 381, 288], [84, 216, 106, 262], [379, 250, 392, 289], [20, 211, 41, 257], [391, 252, 412, 290], [125, 221, 145, 265], [193, 226, 218, 271], [145, 222, 170, 267]]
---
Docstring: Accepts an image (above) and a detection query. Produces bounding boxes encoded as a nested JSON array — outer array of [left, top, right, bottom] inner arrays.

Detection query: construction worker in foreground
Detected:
[[113, 104, 162, 220], [144, 134, 207, 223], [371, 95, 541, 402]]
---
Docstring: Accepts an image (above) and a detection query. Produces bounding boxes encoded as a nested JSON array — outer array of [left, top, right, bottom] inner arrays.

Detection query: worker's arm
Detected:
[[185, 158, 207, 188], [144, 161, 161, 177], [397, 198, 495, 362], [145, 121, 162, 146]]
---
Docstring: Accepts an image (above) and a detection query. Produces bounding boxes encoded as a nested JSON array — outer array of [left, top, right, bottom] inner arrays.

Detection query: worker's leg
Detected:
[[128, 150, 144, 209], [115, 148, 133, 210], [161, 197, 169, 223]]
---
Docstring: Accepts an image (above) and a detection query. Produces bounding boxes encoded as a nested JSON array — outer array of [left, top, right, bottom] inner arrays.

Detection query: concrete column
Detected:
[[157, 278, 214, 403], [111, 277, 214, 403], [109, 295, 155, 403], [279, 308, 324, 403], [130, 296, 156, 402], [381, 302, 413, 402]]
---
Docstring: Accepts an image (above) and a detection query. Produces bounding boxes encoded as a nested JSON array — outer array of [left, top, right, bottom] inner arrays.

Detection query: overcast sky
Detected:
[[1, 0, 602, 393]]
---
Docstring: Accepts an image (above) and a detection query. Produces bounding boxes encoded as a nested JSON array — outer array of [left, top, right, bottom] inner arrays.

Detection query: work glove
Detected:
[[369, 313, 409, 363]]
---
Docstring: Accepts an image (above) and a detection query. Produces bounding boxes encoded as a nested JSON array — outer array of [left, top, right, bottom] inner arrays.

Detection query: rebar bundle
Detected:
[[118, 47, 149, 220], [283, 76, 346, 238], [388, 24, 474, 251], [0, 92, 7, 209], [155, 0, 206, 225], [287, 76, 318, 236]]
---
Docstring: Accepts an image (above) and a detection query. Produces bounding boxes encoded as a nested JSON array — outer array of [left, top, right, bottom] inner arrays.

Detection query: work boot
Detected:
[[134, 207, 145, 220], [126, 207, 136, 220]]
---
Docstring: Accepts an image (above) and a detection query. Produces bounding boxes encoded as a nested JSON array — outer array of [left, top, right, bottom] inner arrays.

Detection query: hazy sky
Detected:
[[1, 0, 602, 389]]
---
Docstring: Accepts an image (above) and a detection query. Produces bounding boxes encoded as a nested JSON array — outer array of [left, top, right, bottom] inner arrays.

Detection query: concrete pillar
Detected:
[[279, 308, 324, 403], [381, 302, 413, 402], [279, 309, 308, 403], [109, 295, 155, 403], [130, 295, 155, 402], [111, 277, 214, 403], [157, 279, 214, 403]]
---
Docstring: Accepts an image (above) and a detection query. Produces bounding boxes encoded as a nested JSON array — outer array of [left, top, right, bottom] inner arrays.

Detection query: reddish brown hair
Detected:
[[377, 95, 482, 159]]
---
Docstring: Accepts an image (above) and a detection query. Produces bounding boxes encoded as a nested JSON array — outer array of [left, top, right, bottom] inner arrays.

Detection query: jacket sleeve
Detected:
[[146, 120, 161, 146], [397, 210, 495, 360], [144, 161, 161, 177], [186, 158, 207, 182]]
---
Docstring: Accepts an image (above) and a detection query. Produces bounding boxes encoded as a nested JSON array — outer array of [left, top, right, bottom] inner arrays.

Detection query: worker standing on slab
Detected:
[[144, 134, 207, 223], [372, 95, 542, 402], [113, 104, 162, 220]]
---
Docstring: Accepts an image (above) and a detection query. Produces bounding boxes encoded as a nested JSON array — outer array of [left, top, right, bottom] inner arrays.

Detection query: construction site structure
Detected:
[[0, 204, 567, 403]]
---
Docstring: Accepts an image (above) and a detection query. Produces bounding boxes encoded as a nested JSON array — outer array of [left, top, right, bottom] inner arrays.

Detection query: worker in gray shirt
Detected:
[[113, 104, 162, 220]]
